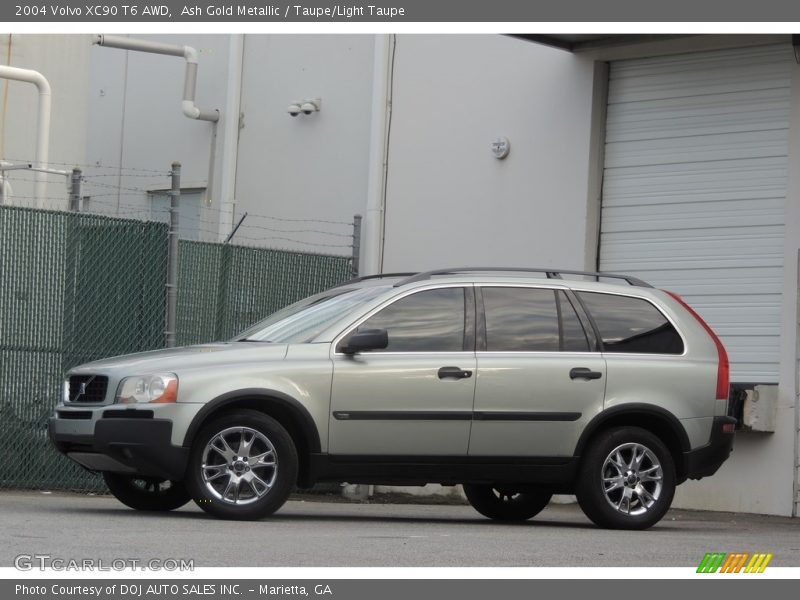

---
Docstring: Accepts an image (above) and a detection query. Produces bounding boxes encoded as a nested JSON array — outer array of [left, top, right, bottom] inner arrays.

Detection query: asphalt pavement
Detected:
[[1, 490, 799, 568]]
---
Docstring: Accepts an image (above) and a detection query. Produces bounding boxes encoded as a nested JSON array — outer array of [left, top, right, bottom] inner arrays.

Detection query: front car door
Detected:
[[468, 285, 606, 458], [329, 284, 477, 456]]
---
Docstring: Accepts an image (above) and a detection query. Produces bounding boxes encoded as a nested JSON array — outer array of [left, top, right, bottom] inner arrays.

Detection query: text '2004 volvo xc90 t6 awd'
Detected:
[[49, 267, 736, 529]]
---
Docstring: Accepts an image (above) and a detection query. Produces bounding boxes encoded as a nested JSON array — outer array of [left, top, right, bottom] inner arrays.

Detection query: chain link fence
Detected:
[[0, 204, 352, 491], [177, 241, 352, 346]]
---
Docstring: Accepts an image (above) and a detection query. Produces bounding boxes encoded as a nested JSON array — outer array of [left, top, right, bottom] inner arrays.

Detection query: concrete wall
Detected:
[[232, 35, 375, 252], [0, 34, 92, 208], [81, 33, 602, 263], [381, 35, 599, 272], [84, 34, 230, 234]]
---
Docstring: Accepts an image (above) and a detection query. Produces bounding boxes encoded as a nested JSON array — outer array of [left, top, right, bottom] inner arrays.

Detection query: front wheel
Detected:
[[185, 410, 298, 520], [575, 426, 676, 530], [463, 484, 553, 521], [103, 473, 191, 511]]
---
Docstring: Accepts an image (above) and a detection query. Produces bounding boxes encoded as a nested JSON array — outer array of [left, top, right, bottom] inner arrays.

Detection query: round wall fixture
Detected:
[[491, 137, 510, 159]]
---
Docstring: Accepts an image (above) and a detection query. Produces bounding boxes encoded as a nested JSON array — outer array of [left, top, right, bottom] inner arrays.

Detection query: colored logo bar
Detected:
[[697, 552, 772, 573]]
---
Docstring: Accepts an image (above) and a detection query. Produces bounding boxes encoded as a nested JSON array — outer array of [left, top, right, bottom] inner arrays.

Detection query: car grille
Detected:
[[67, 375, 109, 404]]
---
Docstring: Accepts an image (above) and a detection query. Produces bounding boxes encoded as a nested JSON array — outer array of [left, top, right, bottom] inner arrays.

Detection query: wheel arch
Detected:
[[182, 389, 321, 487], [574, 404, 690, 483]]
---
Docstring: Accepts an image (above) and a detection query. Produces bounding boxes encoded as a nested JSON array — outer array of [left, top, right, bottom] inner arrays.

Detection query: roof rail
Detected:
[[332, 272, 418, 288], [393, 267, 652, 288]]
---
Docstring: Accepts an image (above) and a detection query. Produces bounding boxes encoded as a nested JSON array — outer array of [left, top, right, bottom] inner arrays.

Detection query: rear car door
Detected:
[[329, 285, 477, 456], [468, 285, 606, 457]]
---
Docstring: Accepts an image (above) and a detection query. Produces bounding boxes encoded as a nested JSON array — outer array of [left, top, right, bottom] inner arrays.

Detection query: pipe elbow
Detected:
[[0, 66, 51, 96], [183, 46, 198, 64], [33, 73, 51, 97], [181, 100, 201, 119]]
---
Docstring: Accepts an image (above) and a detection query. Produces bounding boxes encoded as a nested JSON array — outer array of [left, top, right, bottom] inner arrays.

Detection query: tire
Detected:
[[575, 426, 676, 530], [463, 484, 553, 522], [103, 473, 191, 512], [185, 410, 298, 520]]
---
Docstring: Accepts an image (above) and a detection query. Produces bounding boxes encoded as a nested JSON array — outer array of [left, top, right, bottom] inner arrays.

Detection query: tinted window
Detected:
[[238, 286, 390, 343], [578, 292, 684, 354], [355, 288, 466, 352], [483, 287, 560, 351], [558, 291, 590, 352]]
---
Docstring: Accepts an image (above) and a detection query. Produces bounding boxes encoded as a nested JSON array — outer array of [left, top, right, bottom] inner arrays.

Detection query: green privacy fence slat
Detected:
[[0, 206, 169, 490], [176, 241, 352, 345], [0, 205, 351, 491]]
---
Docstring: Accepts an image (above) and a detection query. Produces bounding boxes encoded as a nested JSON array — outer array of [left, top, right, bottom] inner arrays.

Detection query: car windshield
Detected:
[[235, 285, 390, 344]]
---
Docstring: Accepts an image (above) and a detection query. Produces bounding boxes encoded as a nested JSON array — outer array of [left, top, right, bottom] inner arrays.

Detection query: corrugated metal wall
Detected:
[[599, 45, 793, 383]]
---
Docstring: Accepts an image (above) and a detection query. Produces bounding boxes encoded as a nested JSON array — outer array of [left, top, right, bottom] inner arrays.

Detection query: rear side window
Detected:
[[577, 292, 684, 355], [482, 287, 590, 352]]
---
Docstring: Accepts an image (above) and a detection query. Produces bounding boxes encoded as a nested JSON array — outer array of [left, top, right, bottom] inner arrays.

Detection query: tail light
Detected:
[[664, 291, 730, 401]]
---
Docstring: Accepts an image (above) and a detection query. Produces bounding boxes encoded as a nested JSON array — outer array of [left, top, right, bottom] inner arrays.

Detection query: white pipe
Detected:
[[217, 34, 244, 242], [362, 35, 393, 275], [94, 34, 219, 123], [0, 175, 13, 205], [0, 65, 51, 207]]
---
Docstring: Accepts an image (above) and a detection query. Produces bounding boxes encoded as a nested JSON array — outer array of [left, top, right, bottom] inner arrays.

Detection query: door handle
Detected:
[[569, 367, 603, 380], [438, 366, 473, 380]]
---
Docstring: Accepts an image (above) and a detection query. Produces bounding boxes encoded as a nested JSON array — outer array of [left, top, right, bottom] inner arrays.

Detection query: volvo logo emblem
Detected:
[[71, 376, 95, 402]]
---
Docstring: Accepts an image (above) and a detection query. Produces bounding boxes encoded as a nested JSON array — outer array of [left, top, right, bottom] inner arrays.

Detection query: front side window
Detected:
[[577, 292, 684, 354], [481, 287, 590, 352], [352, 287, 466, 352], [237, 285, 390, 344]]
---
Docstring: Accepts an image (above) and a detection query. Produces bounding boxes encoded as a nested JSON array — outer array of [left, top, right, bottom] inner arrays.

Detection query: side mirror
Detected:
[[340, 329, 388, 355]]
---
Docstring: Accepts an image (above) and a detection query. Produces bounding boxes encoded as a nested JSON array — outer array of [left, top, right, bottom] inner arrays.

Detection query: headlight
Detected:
[[115, 373, 178, 404]]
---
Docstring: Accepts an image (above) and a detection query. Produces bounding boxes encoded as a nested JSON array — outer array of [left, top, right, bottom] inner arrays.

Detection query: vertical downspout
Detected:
[[217, 34, 244, 242], [0, 176, 12, 205], [33, 74, 50, 207], [1, 34, 13, 159], [362, 34, 392, 275], [0, 65, 51, 207]]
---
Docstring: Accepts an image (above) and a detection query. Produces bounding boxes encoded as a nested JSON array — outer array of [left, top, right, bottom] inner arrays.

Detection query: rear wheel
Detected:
[[103, 473, 191, 512], [463, 484, 553, 521], [575, 426, 675, 530], [186, 410, 298, 520]]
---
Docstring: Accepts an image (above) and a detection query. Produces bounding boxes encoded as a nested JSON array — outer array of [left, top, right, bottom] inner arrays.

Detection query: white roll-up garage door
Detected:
[[599, 44, 792, 383]]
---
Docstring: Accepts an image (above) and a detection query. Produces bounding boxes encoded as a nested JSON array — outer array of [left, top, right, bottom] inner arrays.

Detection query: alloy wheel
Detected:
[[201, 426, 278, 505], [600, 442, 663, 516]]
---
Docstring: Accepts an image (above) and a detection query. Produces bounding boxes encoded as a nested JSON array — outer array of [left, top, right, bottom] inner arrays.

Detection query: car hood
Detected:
[[70, 342, 289, 375]]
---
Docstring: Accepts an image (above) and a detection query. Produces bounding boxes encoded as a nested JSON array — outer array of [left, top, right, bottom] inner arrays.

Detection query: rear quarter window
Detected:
[[577, 292, 684, 355]]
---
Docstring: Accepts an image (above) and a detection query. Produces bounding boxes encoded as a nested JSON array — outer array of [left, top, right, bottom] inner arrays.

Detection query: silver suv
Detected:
[[49, 268, 735, 530]]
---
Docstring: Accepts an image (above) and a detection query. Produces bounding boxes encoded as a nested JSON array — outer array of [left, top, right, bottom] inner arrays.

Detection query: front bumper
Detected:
[[49, 411, 189, 481], [683, 416, 736, 480]]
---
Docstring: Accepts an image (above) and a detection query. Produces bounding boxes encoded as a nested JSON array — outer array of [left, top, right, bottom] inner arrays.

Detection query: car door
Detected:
[[468, 285, 606, 458], [329, 285, 477, 456]]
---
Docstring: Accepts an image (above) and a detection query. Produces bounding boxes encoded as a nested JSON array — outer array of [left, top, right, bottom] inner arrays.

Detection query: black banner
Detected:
[[5, 579, 800, 600], [4, 0, 800, 22]]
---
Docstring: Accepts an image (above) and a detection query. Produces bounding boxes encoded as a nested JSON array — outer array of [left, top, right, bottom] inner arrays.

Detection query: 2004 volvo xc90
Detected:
[[49, 267, 736, 529]]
